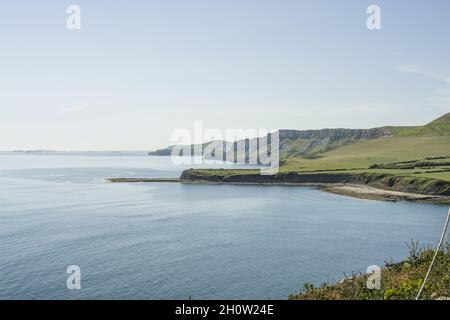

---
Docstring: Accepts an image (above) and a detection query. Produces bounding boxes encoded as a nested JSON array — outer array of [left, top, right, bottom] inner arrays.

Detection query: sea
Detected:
[[0, 152, 447, 299]]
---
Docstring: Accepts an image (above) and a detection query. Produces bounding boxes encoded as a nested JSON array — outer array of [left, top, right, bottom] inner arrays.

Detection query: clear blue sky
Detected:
[[1, 0, 450, 150]]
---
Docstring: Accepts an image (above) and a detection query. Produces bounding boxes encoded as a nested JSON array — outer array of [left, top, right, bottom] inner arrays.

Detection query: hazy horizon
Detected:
[[1, 111, 449, 152]]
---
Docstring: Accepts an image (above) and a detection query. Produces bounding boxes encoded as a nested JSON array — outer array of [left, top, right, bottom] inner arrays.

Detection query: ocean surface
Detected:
[[0, 153, 447, 299]]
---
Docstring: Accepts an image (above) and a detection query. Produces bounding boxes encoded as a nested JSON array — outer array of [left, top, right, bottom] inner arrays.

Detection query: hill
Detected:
[[149, 113, 450, 161], [387, 112, 450, 137], [149, 127, 392, 159]]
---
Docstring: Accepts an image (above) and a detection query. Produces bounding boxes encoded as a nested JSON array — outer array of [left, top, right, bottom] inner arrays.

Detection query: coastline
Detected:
[[321, 184, 450, 204], [180, 179, 450, 204], [179, 169, 450, 204], [107, 178, 181, 183], [106, 176, 450, 204]]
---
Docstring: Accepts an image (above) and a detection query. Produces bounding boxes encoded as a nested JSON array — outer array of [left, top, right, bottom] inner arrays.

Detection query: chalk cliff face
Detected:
[[278, 127, 391, 141], [149, 127, 392, 160], [277, 127, 392, 157]]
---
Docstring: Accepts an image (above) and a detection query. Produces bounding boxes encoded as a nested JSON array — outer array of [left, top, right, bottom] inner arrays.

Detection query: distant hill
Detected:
[[149, 113, 450, 161]]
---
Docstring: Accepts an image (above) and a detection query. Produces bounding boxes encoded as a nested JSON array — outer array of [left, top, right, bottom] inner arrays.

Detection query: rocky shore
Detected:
[[321, 185, 449, 203], [179, 169, 450, 204]]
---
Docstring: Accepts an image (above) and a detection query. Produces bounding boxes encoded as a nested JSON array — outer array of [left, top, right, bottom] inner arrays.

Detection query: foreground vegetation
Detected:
[[289, 242, 450, 300]]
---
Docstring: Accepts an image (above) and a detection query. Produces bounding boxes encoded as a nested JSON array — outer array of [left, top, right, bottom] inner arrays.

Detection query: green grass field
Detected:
[[280, 136, 450, 182]]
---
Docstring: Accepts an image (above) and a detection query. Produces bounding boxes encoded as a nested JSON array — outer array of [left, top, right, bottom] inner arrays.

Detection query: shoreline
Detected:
[[107, 178, 181, 183], [106, 177, 450, 204], [182, 179, 450, 204], [320, 184, 450, 204]]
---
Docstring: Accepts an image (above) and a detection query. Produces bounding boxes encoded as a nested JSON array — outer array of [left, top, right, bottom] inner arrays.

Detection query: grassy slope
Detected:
[[280, 136, 450, 181], [387, 112, 450, 137], [289, 242, 450, 300]]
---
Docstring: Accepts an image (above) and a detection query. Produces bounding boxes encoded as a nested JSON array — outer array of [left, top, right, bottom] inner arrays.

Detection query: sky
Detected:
[[1, 0, 450, 150]]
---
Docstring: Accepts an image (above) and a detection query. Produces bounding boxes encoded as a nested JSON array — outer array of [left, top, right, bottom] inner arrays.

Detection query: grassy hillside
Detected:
[[387, 113, 450, 137], [289, 242, 450, 300], [279, 113, 450, 158], [280, 136, 450, 182]]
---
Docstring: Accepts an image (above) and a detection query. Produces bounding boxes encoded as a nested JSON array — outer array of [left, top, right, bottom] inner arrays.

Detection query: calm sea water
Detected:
[[0, 154, 447, 299]]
